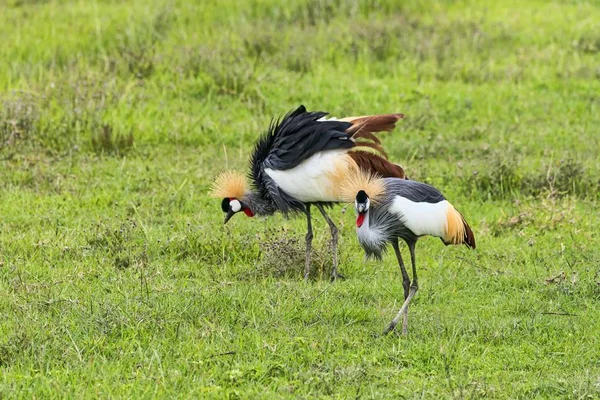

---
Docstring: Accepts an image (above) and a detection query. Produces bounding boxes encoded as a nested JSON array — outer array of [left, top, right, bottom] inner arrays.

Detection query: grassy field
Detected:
[[2, 0, 600, 397]]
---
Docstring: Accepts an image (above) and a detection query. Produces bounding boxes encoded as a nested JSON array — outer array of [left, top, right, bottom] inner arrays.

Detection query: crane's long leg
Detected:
[[315, 203, 343, 282], [392, 239, 411, 335], [304, 204, 313, 281], [384, 241, 419, 335], [408, 241, 419, 293]]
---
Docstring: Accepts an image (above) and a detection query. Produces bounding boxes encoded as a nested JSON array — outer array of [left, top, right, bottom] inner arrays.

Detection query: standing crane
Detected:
[[211, 105, 406, 281], [340, 169, 476, 334]]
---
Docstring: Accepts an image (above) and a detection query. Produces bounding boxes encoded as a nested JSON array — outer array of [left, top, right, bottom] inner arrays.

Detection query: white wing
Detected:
[[264, 150, 348, 203], [388, 196, 449, 238]]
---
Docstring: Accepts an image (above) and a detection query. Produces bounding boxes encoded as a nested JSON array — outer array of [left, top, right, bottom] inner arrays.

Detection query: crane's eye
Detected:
[[230, 199, 242, 212], [221, 198, 230, 212]]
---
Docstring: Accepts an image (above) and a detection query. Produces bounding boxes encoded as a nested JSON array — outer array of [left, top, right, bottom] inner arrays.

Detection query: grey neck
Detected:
[[357, 207, 395, 260], [242, 191, 278, 216]]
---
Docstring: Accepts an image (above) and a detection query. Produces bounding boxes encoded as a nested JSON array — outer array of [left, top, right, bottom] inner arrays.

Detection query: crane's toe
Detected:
[[330, 270, 346, 282], [382, 321, 398, 335]]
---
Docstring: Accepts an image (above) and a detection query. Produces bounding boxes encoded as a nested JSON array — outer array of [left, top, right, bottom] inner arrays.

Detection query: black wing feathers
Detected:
[[249, 105, 353, 196], [383, 178, 446, 204], [265, 108, 353, 171], [248, 106, 400, 214]]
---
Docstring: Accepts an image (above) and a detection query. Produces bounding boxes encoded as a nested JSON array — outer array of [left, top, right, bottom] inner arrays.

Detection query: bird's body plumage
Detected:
[[343, 172, 476, 334], [264, 149, 350, 204], [212, 105, 406, 280], [248, 106, 405, 214], [355, 178, 475, 259]]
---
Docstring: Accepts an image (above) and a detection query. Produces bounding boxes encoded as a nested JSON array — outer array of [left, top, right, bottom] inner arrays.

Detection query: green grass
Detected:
[[2, 0, 600, 397]]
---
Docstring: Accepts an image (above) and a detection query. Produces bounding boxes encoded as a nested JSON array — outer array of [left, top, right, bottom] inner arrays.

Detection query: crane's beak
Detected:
[[356, 212, 366, 227], [223, 209, 235, 224]]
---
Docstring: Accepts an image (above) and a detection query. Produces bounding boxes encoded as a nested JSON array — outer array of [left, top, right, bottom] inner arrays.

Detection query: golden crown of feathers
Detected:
[[339, 167, 386, 204], [210, 171, 248, 199]]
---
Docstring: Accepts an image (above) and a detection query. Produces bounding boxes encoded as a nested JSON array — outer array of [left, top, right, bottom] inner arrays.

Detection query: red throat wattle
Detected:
[[244, 208, 254, 217], [356, 213, 365, 227]]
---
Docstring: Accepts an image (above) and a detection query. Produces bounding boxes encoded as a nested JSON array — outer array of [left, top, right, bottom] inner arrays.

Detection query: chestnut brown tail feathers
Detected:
[[352, 140, 389, 158], [462, 217, 476, 249], [342, 114, 404, 135], [344, 114, 404, 158], [341, 113, 405, 171], [349, 151, 406, 179]]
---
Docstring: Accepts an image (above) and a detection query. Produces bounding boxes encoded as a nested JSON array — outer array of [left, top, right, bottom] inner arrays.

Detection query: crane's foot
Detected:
[[383, 321, 398, 335], [383, 322, 407, 336], [383, 286, 417, 335], [383, 323, 408, 336], [330, 270, 346, 282]]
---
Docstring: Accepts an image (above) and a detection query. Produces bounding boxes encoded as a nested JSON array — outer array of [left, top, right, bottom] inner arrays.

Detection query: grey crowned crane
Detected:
[[340, 169, 476, 334], [211, 105, 406, 281]]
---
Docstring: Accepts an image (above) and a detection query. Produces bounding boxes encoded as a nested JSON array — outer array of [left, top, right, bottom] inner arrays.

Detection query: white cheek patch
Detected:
[[365, 198, 370, 211], [230, 199, 242, 212]]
